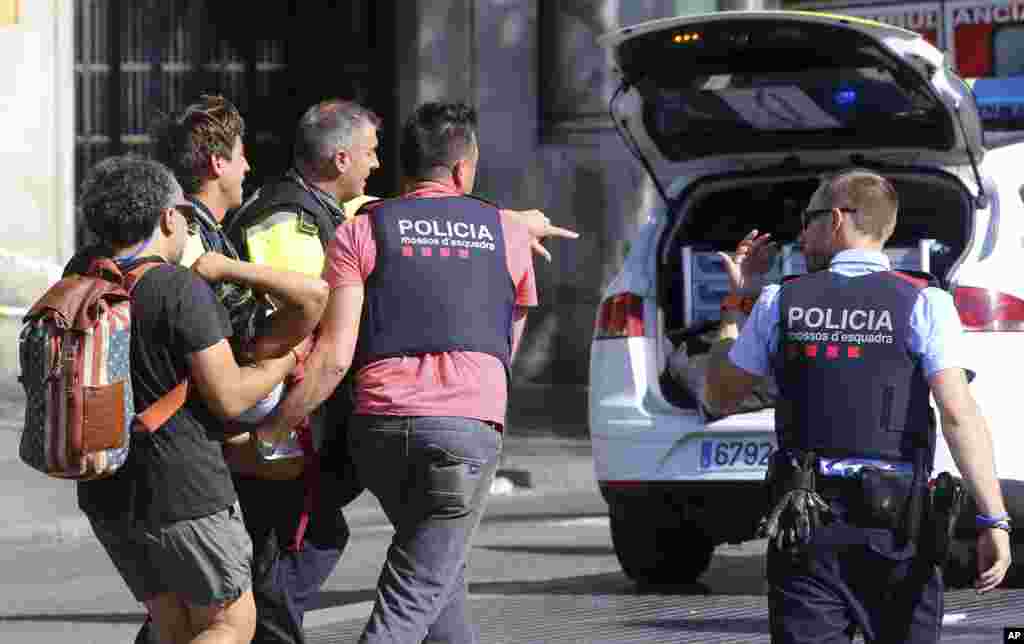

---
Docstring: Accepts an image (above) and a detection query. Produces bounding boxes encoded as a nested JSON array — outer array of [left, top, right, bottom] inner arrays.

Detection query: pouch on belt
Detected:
[[854, 466, 915, 530]]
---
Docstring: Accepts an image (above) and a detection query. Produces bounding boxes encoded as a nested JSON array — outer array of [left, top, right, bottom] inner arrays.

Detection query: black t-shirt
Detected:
[[66, 249, 237, 525]]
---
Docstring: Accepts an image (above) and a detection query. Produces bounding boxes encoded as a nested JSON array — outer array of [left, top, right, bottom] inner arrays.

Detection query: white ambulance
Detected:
[[590, 10, 1024, 586]]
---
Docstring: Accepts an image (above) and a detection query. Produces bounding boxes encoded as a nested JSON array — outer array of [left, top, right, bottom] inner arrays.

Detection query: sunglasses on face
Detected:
[[801, 206, 857, 230]]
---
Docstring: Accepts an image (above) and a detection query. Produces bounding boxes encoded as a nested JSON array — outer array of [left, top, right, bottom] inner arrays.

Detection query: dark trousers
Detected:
[[237, 417, 364, 644], [237, 472, 357, 644], [349, 415, 502, 644], [767, 523, 943, 644]]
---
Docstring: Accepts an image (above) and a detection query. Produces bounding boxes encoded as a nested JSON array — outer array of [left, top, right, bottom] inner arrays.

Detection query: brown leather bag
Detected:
[[19, 259, 187, 480]]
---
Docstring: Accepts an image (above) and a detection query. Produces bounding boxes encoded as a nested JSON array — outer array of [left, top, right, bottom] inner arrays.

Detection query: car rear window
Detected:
[[617, 19, 954, 161]]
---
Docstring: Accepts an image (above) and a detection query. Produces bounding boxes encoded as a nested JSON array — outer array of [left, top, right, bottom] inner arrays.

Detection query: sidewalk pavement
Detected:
[[0, 383, 595, 546]]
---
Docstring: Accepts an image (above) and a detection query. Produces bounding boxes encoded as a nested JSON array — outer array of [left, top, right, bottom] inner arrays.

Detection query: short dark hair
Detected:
[[79, 155, 179, 247], [822, 168, 899, 241], [294, 99, 381, 172], [399, 101, 478, 180], [152, 94, 245, 195]]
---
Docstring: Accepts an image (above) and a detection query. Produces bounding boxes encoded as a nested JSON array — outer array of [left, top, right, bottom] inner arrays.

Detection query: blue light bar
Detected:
[[971, 76, 1024, 106], [834, 88, 857, 106]]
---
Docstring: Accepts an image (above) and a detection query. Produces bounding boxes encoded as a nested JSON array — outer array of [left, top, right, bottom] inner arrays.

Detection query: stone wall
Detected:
[[0, 1, 75, 386], [0, 0, 779, 393], [395, 1, 721, 386]]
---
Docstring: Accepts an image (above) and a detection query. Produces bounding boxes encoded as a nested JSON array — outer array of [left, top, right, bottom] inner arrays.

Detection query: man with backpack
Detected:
[[62, 155, 316, 644]]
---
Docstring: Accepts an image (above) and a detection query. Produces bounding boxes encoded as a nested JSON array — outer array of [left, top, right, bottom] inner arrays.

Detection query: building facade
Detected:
[[1, 0, 772, 392]]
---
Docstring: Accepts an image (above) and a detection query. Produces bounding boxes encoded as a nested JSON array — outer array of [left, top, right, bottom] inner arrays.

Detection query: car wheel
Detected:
[[609, 506, 714, 585]]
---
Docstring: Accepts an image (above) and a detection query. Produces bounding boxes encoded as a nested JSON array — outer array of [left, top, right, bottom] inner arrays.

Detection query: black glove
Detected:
[[760, 487, 832, 553]]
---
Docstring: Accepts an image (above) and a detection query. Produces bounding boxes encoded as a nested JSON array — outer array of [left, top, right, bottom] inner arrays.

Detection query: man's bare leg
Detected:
[[145, 593, 191, 644], [186, 589, 257, 644]]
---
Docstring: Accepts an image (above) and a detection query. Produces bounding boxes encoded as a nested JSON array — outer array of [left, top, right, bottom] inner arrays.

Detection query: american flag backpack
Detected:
[[17, 258, 188, 480]]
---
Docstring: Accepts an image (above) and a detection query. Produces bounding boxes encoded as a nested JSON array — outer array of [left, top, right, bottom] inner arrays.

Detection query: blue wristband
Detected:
[[976, 513, 1011, 529], [983, 520, 1012, 533]]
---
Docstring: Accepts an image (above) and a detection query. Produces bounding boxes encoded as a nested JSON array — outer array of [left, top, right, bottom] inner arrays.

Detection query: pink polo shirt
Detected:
[[322, 180, 538, 426]]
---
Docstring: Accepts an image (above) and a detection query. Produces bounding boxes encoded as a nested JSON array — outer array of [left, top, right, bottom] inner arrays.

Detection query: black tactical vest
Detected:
[[186, 198, 268, 354], [353, 195, 515, 370], [224, 170, 344, 258], [771, 270, 938, 468], [188, 197, 240, 258]]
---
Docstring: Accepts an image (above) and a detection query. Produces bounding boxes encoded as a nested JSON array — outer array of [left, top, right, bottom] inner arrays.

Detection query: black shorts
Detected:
[[89, 501, 253, 606]]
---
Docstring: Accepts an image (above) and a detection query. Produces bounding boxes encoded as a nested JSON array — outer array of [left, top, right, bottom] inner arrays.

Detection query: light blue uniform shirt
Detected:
[[729, 248, 967, 380]]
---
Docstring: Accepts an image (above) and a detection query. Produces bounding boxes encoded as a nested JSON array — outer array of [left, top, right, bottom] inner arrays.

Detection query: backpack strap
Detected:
[[123, 261, 164, 293], [121, 261, 191, 433], [84, 257, 164, 292], [85, 257, 126, 284], [134, 380, 189, 433]]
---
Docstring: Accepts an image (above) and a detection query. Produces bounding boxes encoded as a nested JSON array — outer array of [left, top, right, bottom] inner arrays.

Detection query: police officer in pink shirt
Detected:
[[257, 101, 538, 643]]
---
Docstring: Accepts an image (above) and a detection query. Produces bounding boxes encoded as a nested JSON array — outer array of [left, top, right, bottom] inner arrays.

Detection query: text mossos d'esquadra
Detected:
[[785, 306, 896, 345], [398, 219, 497, 251]]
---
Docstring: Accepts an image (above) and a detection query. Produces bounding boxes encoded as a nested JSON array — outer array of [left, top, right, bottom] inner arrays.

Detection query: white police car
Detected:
[[590, 10, 1024, 585]]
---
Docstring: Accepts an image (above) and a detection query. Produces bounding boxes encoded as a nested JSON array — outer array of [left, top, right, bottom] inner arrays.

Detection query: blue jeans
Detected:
[[349, 415, 502, 644]]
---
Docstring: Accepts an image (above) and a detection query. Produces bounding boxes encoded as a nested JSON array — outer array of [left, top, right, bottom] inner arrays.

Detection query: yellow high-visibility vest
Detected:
[[242, 195, 380, 275]]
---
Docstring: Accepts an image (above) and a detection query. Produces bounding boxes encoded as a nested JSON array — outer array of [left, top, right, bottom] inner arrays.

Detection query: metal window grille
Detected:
[[74, 1, 393, 248], [74, 0, 289, 247]]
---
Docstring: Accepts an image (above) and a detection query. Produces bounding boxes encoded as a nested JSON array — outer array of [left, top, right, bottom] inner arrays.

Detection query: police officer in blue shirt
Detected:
[[705, 169, 1011, 643]]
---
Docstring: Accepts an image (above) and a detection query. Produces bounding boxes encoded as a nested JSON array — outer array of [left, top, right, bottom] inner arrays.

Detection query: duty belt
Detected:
[[817, 467, 920, 533], [818, 457, 914, 479]]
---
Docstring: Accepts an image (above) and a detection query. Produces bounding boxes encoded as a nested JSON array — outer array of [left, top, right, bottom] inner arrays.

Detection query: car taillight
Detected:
[[954, 287, 1024, 331], [594, 293, 644, 339]]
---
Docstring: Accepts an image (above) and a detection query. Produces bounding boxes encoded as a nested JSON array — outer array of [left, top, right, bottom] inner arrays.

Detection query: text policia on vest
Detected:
[[397, 218, 498, 252], [786, 306, 896, 345]]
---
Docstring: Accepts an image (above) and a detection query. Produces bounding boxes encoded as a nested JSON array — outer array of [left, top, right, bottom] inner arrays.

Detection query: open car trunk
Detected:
[[656, 167, 975, 410]]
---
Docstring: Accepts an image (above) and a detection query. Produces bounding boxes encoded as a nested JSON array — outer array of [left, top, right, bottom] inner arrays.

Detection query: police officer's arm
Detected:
[[930, 368, 1007, 519], [258, 284, 363, 441], [191, 252, 329, 362], [913, 287, 1011, 592], [505, 209, 579, 262], [511, 307, 528, 361], [931, 367, 1012, 592]]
